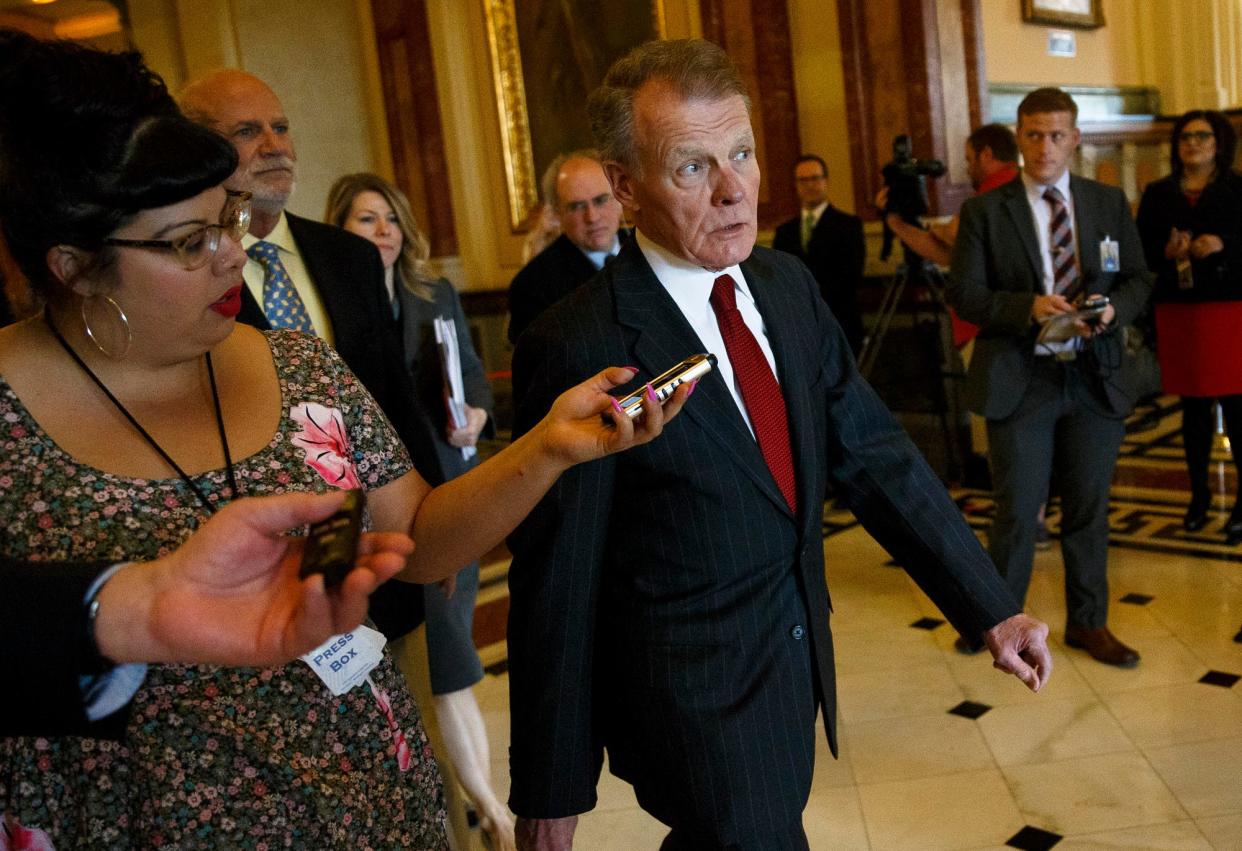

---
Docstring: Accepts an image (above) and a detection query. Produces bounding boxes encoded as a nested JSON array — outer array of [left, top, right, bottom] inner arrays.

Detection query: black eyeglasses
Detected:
[[103, 191, 252, 271], [1179, 131, 1215, 144]]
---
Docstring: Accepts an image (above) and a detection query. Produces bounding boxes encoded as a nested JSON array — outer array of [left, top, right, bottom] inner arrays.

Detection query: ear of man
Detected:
[[603, 161, 639, 213]]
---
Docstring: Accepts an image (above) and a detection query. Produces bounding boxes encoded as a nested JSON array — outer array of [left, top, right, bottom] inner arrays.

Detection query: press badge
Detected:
[[301, 624, 386, 695], [1099, 236, 1120, 272]]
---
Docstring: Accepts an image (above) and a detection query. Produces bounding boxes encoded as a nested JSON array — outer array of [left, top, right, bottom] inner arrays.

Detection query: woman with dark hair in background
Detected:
[[0, 31, 682, 848], [1136, 109, 1242, 543], [326, 173, 515, 851]]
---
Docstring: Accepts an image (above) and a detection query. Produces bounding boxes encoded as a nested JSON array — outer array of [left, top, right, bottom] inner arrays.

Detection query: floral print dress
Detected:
[[0, 332, 448, 850]]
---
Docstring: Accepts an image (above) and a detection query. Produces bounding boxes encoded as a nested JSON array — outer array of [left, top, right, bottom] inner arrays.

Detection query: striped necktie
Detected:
[[709, 274, 798, 513], [246, 240, 315, 334], [1043, 187, 1080, 299]]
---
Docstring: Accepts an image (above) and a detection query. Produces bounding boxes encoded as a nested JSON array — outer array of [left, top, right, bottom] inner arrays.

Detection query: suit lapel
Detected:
[[1069, 175, 1101, 289], [611, 246, 793, 517], [739, 252, 815, 521], [286, 213, 348, 332], [1001, 181, 1045, 289]]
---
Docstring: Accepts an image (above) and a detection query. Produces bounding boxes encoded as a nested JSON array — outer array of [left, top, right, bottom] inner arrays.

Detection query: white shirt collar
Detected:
[[580, 234, 622, 270], [1021, 169, 1072, 205], [634, 229, 750, 311], [803, 201, 829, 226], [242, 210, 297, 255]]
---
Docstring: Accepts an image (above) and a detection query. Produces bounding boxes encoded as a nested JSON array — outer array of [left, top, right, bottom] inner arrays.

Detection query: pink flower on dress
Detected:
[[1, 813, 56, 851], [289, 403, 361, 490]]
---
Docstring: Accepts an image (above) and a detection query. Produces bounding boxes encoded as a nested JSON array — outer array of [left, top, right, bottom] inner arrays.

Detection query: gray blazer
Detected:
[[506, 241, 1019, 838], [948, 174, 1153, 420]]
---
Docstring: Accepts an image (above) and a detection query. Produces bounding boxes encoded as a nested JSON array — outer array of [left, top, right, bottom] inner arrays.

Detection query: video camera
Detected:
[[880, 134, 947, 261]]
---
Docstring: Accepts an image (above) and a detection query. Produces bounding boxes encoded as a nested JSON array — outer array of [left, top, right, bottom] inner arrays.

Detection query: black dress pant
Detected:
[[986, 358, 1126, 628], [1181, 394, 1242, 512]]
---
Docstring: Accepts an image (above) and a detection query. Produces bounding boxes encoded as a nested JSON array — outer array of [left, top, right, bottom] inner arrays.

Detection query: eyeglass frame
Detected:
[[101, 190, 253, 270], [1178, 130, 1215, 144]]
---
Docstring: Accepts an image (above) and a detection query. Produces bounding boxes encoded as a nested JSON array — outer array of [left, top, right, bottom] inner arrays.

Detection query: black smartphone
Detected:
[[613, 353, 716, 418], [1078, 295, 1110, 326], [300, 489, 365, 588]]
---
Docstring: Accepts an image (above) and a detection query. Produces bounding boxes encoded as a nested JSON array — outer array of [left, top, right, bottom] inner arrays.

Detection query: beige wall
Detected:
[[786, 0, 855, 215], [983, 0, 1242, 116], [982, 0, 1144, 89], [129, 0, 386, 226]]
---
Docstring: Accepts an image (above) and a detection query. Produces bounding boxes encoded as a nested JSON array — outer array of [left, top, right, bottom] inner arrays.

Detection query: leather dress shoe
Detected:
[[1065, 626, 1139, 668], [1226, 516, 1242, 546], [953, 635, 983, 655]]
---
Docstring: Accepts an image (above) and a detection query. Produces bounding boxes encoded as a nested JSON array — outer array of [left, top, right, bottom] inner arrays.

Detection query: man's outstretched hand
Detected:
[[985, 613, 1052, 692]]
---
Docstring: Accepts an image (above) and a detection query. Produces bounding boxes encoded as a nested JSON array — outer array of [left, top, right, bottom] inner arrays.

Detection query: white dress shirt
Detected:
[[636, 230, 778, 437], [1021, 169, 1079, 355], [581, 235, 622, 271], [803, 201, 828, 230]]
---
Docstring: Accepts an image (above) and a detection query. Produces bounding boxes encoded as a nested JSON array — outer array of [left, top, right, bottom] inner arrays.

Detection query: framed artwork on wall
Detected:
[[483, 0, 664, 231], [1021, 0, 1104, 30]]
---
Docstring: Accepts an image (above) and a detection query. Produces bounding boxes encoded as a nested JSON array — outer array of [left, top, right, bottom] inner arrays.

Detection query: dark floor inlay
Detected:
[[1119, 592, 1154, 605], [910, 617, 945, 630], [484, 660, 510, 676], [948, 700, 992, 719], [1234, 629, 1242, 644], [1199, 670, 1241, 688], [1006, 825, 1063, 850]]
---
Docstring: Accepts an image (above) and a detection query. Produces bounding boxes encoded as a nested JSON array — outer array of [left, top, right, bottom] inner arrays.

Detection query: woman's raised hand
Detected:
[[533, 366, 693, 467]]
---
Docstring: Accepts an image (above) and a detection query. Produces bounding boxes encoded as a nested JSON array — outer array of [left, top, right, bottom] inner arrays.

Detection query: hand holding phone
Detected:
[[613, 353, 716, 418], [300, 489, 365, 588]]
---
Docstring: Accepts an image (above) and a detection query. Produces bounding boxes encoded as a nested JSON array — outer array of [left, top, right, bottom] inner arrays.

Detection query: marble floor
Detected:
[[459, 400, 1242, 849]]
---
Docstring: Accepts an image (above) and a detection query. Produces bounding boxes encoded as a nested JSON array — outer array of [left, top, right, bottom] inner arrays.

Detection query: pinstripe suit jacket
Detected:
[[506, 242, 1019, 839]]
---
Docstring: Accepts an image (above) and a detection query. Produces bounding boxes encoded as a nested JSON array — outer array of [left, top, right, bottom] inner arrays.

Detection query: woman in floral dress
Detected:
[[0, 33, 684, 849]]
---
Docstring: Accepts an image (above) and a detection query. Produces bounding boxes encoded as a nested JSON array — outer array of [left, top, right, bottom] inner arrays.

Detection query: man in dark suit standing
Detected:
[[948, 88, 1154, 669], [179, 71, 432, 640], [508, 40, 1052, 851], [772, 154, 866, 354], [507, 150, 625, 344]]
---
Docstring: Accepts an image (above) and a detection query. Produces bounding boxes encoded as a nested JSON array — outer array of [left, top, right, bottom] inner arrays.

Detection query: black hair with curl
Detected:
[[0, 29, 238, 297]]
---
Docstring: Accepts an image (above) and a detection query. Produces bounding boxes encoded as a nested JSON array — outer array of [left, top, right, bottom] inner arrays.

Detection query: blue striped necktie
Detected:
[[246, 240, 315, 334]]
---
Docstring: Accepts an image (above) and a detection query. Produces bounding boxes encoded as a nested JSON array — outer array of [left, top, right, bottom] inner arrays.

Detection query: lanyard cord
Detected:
[[44, 313, 239, 513]]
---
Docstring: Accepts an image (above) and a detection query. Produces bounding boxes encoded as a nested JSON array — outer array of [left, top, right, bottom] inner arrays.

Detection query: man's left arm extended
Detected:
[[809, 278, 1050, 687]]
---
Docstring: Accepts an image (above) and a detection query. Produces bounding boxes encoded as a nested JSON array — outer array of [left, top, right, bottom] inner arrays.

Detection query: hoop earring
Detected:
[[80, 294, 132, 359]]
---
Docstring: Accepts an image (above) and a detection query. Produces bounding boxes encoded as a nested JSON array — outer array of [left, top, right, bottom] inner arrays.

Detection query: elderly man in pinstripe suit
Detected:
[[507, 39, 1052, 851]]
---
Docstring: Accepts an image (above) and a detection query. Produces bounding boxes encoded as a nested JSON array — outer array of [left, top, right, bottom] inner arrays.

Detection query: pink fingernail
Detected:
[[623, 365, 639, 373], [611, 397, 625, 416], [687, 379, 698, 398], [644, 383, 657, 402]]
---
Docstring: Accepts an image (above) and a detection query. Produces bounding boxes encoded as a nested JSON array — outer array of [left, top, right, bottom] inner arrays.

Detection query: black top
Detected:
[[1135, 170, 1242, 303]]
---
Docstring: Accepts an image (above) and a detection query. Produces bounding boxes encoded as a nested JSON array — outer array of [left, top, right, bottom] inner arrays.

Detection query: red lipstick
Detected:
[[211, 285, 243, 318]]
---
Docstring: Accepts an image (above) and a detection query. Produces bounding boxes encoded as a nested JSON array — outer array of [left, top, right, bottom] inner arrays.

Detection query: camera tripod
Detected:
[[857, 259, 967, 483]]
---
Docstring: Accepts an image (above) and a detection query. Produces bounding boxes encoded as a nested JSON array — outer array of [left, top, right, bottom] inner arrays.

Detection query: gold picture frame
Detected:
[[1021, 0, 1104, 30], [483, 0, 665, 231]]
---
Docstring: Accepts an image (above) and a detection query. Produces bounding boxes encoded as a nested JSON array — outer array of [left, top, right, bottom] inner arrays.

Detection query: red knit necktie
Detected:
[[709, 274, 797, 513]]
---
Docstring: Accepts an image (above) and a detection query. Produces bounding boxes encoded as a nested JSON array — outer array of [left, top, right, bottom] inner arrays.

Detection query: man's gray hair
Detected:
[[541, 148, 603, 209], [586, 39, 749, 171]]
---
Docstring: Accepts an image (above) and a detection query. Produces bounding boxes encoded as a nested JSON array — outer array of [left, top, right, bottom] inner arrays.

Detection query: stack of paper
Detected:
[[433, 315, 476, 461]]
